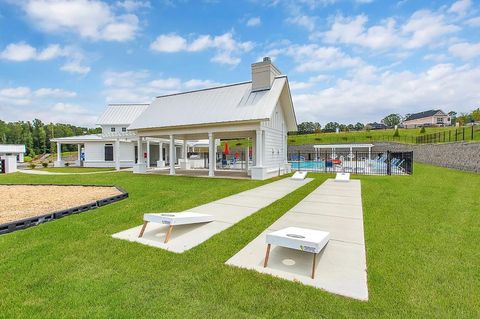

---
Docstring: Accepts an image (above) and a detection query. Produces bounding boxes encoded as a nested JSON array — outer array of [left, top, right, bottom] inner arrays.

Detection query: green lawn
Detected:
[[0, 165, 479, 318], [36, 167, 116, 173], [288, 126, 480, 145]]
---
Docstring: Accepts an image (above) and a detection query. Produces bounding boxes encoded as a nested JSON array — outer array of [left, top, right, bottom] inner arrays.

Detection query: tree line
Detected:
[[0, 119, 101, 157]]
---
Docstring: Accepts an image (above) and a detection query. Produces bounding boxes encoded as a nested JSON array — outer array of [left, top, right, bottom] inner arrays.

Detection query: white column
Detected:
[[146, 140, 151, 168], [57, 142, 61, 162], [54, 142, 64, 167], [245, 146, 249, 172], [255, 130, 263, 166], [115, 139, 120, 171], [137, 138, 142, 164], [208, 132, 214, 177], [169, 135, 175, 175], [76, 143, 81, 166], [183, 140, 187, 159], [159, 142, 163, 160]]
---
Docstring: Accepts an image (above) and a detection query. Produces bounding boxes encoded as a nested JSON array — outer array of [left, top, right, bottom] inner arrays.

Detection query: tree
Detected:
[[382, 113, 401, 128], [297, 122, 321, 134], [354, 122, 364, 131], [323, 122, 340, 132], [472, 108, 480, 121]]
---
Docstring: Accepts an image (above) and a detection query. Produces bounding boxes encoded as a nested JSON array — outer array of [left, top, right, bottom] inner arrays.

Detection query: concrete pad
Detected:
[[112, 178, 313, 253], [226, 178, 368, 300], [269, 212, 365, 244], [290, 201, 363, 219]]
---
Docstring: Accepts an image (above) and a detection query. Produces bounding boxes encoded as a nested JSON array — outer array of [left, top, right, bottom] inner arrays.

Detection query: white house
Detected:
[[402, 109, 451, 128], [129, 57, 297, 180], [0, 144, 26, 173], [51, 104, 185, 169]]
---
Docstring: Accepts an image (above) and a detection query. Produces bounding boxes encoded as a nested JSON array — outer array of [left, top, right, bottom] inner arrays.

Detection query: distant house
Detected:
[[366, 122, 387, 130], [402, 110, 451, 128]]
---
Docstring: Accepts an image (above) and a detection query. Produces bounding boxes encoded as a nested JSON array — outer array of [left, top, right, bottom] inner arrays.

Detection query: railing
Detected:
[[416, 125, 479, 144], [0, 159, 4, 174], [288, 150, 413, 176]]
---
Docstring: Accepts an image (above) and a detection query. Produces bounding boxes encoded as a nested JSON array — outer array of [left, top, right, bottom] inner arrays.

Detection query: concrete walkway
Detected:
[[226, 179, 368, 300], [112, 178, 313, 253]]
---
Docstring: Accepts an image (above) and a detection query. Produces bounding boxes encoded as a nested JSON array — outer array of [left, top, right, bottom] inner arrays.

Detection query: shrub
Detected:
[[366, 135, 372, 139], [28, 163, 36, 169], [341, 136, 348, 141], [420, 127, 426, 134], [393, 128, 400, 138], [65, 162, 70, 167], [42, 162, 48, 168], [314, 137, 322, 141], [23, 156, 33, 162], [235, 142, 242, 146], [288, 139, 296, 143]]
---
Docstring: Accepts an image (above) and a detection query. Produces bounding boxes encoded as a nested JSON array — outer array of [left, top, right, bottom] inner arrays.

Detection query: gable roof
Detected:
[[404, 109, 446, 121], [96, 104, 149, 126], [128, 76, 297, 131]]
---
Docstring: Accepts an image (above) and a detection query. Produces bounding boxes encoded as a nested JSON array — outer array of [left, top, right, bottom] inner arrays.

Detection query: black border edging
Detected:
[[0, 184, 128, 235]]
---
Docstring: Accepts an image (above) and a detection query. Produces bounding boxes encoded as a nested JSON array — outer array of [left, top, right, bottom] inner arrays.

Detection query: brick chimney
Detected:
[[251, 57, 282, 92]]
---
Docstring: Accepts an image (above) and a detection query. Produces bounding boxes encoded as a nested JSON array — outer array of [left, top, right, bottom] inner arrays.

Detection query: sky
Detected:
[[0, 0, 479, 127]]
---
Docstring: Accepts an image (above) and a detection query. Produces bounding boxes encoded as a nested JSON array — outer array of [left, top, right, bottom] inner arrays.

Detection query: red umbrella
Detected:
[[223, 142, 230, 155]]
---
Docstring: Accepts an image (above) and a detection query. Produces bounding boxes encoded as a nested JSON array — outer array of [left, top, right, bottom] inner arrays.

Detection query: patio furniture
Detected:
[[291, 171, 307, 180], [139, 212, 214, 243], [335, 172, 350, 182], [264, 227, 330, 279]]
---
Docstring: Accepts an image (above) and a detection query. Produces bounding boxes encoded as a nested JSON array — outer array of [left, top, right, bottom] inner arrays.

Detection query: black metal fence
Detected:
[[288, 150, 413, 175], [416, 125, 479, 144], [0, 159, 4, 174]]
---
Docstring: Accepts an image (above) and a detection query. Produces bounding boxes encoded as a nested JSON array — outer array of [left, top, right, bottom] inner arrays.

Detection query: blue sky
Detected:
[[0, 0, 479, 127]]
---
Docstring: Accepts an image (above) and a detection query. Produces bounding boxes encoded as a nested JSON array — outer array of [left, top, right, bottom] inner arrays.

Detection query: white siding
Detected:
[[100, 125, 128, 134], [261, 101, 287, 171], [83, 141, 135, 168]]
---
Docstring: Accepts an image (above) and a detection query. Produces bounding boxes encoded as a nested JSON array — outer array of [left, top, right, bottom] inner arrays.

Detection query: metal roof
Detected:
[[0, 144, 26, 153], [129, 76, 297, 131], [51, 134, 105, 143], [404, 109, 445, 121], [96, 104, 149, 125]]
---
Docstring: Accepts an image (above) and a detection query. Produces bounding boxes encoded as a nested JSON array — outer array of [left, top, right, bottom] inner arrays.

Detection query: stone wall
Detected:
[[288, 142, 480, 173]]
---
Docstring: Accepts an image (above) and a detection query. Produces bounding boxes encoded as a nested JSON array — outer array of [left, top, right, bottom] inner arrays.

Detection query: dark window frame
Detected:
[[104, 144, 114, 162]]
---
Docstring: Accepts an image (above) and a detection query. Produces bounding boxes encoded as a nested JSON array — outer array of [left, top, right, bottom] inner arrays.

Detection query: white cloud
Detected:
[[466, 16, 480, 27], [402, 10, 460, 48], [150, 32, 254, 66], [34, 88, 77, 98], [150, 34, 187, 52], [246, 17, 261, 27], [267, 44, 363, 72], [102, 70, 224, 103], [323, 15, 401, 49], [293, 63, 480, 124], [115, 0, 151, 11], [286, 14, 316, 31], [0, 42, 91, 74], [0, 43, 65, 61], [323, 10, 460, 50], [0, 87, 92, 125], [448, 0, 472, 16], [19, 0, 139, 42], [449, 42, 480, 60]]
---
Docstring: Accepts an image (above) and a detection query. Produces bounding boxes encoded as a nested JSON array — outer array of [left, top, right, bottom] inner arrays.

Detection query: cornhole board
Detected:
[[139, 212, 214, 243], [335, 172, 350, 182], [291, 171, 308, 180], [264, 227, 330, 279]]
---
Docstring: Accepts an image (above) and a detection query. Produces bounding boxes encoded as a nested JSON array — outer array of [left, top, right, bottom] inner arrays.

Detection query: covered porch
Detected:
[[133, 122, 267, 179]]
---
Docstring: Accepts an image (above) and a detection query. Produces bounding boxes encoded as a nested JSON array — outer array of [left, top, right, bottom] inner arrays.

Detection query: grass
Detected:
[[0, 165, 479, 318], [288, 126, 480, 145], [36, 167, 116, 173]]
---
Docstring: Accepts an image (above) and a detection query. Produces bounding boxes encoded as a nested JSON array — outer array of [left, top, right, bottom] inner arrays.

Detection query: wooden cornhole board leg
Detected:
[[164, 225, 174, 243], [138, 221, 149, 238]]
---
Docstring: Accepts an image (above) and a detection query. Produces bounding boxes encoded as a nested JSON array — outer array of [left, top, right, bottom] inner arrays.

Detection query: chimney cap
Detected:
[[263, 56, 271, 62]]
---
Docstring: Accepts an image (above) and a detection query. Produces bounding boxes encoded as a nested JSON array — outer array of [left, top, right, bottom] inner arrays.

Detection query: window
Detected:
[[110, 127, 116, 132], [122, 127, 127, 132], [437, 117, 444, 124], [104, 144, 114, 161]]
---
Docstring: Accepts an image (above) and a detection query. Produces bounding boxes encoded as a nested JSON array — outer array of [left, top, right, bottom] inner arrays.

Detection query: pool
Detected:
[[289, 161, 326, 169]]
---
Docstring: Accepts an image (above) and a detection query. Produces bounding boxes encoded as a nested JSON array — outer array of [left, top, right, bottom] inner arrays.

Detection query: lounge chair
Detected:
[[139, 212, 214, 243]]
